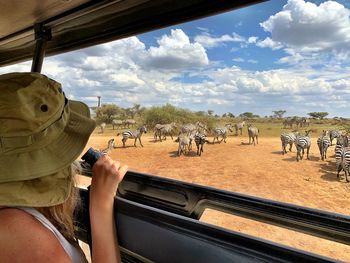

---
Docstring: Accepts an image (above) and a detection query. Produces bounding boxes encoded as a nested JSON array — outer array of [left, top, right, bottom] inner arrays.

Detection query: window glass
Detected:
[[1, 0, 350, 260]]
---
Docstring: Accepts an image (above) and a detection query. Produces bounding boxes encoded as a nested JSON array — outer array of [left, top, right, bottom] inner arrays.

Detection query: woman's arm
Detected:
[[89, 155, 128, 263]]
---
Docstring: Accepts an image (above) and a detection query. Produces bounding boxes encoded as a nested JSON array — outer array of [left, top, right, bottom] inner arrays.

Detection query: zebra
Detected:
[[154, 122, 176, 142], [100, 138, 117, 155], [175, 134, 191, 156], [213, 124, 233, 144], [112, 119, 123, 130], [194, 132, 210, 156], [329, 130, 341, 146], [282, 117, 295, 129], [247, 124, 259, 146], [195, 121, 208, 133], [280, 131, 299, 155], [317, 130, 331, 161], [120, 125, 147, 147], [300, 117, 310, 127], [234, 121, 245, 136], [180, 123, 197, 134], [124, 119, 136, 128], [335, 134, 350, 181], [295, 130, 312, 161], [98, 122, 106, 133]]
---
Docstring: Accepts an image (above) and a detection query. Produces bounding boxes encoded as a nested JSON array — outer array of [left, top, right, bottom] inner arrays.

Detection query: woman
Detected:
[[0, 72, 127, 263]]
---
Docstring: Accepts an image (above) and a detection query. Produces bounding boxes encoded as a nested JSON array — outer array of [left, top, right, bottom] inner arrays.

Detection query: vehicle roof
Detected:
[[0, 0, 264, 67]]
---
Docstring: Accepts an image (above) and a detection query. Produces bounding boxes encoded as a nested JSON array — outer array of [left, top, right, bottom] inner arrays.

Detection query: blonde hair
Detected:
[[37, 161, 82, 243]]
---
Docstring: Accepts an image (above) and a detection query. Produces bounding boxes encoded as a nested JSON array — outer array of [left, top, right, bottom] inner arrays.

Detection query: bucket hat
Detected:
[[0, 72, 96, 207]]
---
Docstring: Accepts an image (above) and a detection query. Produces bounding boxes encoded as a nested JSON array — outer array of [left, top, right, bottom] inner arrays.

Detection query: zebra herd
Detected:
[[282, 117, 310, 129], [98, 119, 137, 133], [280, 129, 350, 182], [96, 120, 259, 158], [172, 121, 259, 156]]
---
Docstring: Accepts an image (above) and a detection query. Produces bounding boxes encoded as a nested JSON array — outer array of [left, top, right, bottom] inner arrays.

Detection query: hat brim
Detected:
[[0, 166, 73, 207], [0, 100, 96, 207]]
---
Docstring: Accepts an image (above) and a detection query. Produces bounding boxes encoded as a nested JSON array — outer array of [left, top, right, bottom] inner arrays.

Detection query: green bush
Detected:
[[143, 104, 217, 130]]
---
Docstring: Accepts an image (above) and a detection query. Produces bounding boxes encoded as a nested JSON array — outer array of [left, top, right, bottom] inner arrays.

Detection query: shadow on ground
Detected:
[[319, 161, 340, 182], [169, 150, 199, 158]]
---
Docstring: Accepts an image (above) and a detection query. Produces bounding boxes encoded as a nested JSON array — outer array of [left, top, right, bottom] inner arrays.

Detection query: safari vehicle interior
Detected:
[[1, 0, 350, 262]]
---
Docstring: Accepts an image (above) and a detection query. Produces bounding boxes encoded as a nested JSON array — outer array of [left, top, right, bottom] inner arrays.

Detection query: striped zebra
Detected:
[[280, 131, 299, 155], [234, 121, 245, 136], [195, 121, 208, 133], [100, 138, 117, 155], [180, 123, 197, 134], [124, 119, 136, 128], [154, 122, 176, 142], [282, 117, 295, 129], [213, 124, 233, 144], [335, 135, 350, 181], [194, 132, 210, 156], [295, 130, 312, 162], [120, 125, 147, 147], [317, 130, 331, 161], [329, 130, 341, 146], [175, 133, 191, 156], [247, 124, 259, 146], [112, 119, 123, 130]]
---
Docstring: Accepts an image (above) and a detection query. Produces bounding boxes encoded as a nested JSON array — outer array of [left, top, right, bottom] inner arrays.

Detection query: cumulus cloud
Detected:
[[256, 37, 283, 50], [259, 0, 350, 55], [194, 32, 245, 48], [247, 36, 258, 44], [143, 29, 209, 70], [1, 25, 349, 117]]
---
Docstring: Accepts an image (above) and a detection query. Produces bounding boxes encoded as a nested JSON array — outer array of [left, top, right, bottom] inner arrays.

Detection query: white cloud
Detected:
[[259, 0, 350, 54], [233, 58, 245, 62], [144, 29, 209, 70], [1, 26, 349, 117], [247, 59, 258, 64], [248, 36, 258, 44], [256, 37, 283, 50], [194, 32, 245, 48]]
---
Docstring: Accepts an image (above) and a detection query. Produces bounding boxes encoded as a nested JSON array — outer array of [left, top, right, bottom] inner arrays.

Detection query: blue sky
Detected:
[[1, 0, 350, 117]]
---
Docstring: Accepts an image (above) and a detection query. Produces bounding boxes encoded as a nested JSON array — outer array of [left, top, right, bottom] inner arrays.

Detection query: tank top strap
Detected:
[[17, 207, 87, 263]]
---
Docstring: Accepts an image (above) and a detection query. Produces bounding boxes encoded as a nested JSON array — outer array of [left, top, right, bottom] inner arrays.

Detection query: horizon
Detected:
[[1, 0, 350, 117]]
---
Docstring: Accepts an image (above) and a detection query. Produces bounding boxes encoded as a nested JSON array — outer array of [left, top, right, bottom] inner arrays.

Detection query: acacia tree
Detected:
[[308, 112, 328, 120], [239, 112, 254, 118], [272, 110, 286, 118], [95, 104, 122, 123]]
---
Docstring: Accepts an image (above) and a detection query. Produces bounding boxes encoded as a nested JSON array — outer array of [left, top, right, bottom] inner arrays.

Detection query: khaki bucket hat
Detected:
[[0, 72, 96, 207]]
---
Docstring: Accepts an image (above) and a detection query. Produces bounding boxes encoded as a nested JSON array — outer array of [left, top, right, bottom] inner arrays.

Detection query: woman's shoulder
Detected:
[[0, 208, 72, 263]]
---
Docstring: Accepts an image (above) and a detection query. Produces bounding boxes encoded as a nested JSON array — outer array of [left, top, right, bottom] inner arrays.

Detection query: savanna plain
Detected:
[[77, 122, 350, 262]]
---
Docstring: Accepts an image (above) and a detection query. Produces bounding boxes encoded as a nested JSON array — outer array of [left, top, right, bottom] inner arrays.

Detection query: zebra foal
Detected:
[[100, 138, 117, 155]]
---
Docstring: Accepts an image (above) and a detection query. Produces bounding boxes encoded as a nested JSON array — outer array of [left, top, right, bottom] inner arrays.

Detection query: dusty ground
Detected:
[[78, 132, 350, 262]]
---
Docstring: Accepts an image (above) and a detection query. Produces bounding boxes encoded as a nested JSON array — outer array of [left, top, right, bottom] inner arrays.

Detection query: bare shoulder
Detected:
[[0, 208, 72, 263]]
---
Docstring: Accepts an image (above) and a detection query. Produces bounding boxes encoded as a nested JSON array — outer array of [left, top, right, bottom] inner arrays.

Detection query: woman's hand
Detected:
[[89, 155, 127, 263], [90, 155, 128, 209]]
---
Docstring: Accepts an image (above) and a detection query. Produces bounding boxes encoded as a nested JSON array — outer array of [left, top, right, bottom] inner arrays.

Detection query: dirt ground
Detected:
[[77, 132, 350, 262]]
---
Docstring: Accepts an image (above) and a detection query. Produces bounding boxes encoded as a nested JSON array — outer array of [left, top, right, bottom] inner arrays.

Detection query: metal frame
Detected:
[[31, 24, 52, 73]]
